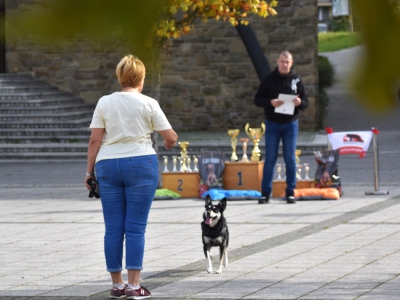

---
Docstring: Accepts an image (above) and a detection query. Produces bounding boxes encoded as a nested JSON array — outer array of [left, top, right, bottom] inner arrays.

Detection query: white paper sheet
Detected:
[[274, 93, 295, 115]]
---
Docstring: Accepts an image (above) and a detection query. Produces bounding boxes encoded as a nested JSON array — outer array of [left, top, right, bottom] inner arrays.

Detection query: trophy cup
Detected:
[[227, 129, 239, 162], [172, 156, 178, 172], [304, 163, 310, 180], [187, 156, 192, 172], [178, 141, 189, 172], [163, 156, 169, 173], [240, 138, 249, 162], [283, 164, 286, 180], [297, 164, 303, 180], [295, 149, 301, 165], [276, 163, 283, 180], [178, 156, 183, 172], [193, 155, 199, 172], [245, 122, 266, 162]]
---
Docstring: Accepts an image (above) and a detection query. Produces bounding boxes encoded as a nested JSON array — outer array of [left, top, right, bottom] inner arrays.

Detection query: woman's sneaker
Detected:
[[109, 285, 127, 299], [126, 286, 151, 299]]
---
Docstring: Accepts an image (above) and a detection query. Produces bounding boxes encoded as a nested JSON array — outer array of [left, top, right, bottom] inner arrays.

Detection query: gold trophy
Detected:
[[245, 122, 266, 162], [227, 129, 239, 162], [178, 141, 189, 172], [295, 149, 301, 165], [240, 138, 249, 162]]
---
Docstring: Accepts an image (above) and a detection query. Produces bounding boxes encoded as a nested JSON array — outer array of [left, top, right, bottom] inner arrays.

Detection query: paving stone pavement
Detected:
[[1, 185, 400, 300]]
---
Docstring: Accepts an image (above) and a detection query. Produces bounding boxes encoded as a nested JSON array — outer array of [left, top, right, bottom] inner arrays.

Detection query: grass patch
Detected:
[[318, 31, 362, 52]]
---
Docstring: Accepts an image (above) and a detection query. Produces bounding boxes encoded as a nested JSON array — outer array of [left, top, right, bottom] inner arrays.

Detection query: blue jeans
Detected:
[[262, 119, 298, 196], [95, 155, 158, 272]]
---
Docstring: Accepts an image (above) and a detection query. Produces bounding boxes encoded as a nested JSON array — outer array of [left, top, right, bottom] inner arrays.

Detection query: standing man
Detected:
[[254, 51, 308, 204]]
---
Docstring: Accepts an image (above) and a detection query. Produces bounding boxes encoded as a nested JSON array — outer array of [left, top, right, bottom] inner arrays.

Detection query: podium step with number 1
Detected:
[[223, 161, 264, 192]]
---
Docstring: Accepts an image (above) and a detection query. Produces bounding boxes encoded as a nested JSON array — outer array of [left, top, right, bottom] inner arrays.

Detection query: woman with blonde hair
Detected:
[[85, 54, 177, 299]]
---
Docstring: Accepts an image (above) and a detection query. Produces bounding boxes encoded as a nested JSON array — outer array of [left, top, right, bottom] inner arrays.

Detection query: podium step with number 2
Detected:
[[161, 172, 200, 198]]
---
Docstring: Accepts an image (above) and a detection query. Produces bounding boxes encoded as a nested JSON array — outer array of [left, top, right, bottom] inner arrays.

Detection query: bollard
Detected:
[[365, 128, 389, 195]]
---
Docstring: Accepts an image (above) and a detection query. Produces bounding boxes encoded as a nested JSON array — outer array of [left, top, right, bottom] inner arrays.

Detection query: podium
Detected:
[[223, 161, 264, 192], [161, 172, 200, 198], [272, 180, 315, 198]]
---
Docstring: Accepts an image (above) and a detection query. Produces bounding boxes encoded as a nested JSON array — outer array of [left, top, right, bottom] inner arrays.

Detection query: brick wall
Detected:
[[6, 0, 318, 131]]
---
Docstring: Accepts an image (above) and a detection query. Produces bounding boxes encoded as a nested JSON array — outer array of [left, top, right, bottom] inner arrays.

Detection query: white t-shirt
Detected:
[[89, 92, 172, 163]]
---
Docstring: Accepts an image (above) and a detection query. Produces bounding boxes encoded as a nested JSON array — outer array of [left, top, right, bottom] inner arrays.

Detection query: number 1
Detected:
[[237, 171, 243, 186]]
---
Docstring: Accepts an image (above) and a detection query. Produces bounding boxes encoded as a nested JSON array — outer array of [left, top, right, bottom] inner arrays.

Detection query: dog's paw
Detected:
[[207, 268, 213, 273], [215, 268, 222, 274]]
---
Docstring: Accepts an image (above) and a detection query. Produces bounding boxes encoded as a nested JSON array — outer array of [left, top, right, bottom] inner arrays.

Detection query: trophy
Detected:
[[227, 129, 239, 162], [163, 156, 169, 173], [275, 164, 283, 181], [245, 122, 266, 162], [193, 155, 199, 172], [178, 156, 184, 172], [276, 163, 283, 181], [304, 163, 310, 180], [172, 156, 178, 172], [295, 149, 301, 165], [187, 156, 192, 172], [297, 164, 303, 180], [283, 164, 286, 180], [178, 141, 189, 172], [240, 138, 249, 162]]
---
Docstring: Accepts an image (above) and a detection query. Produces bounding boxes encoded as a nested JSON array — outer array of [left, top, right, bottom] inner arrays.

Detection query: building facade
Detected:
[[5, 0, 319, 131]]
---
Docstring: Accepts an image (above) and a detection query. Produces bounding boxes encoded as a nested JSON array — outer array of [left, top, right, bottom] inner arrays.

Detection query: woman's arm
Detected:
[[84, 128, 105, 189], [158, 128, 178, 150]]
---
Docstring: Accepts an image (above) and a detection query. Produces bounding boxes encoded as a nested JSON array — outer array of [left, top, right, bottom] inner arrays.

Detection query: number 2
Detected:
[[177, 179, 183, 191]]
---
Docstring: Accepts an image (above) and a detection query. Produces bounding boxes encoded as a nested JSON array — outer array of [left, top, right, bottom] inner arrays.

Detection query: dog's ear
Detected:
[[205, 195, 212, 206], [219, 197, 227, 210]]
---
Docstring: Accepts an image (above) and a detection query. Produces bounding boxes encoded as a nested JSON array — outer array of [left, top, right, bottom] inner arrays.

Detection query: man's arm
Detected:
[[254, 77, 273, 108], [296, 79, 309, 110]]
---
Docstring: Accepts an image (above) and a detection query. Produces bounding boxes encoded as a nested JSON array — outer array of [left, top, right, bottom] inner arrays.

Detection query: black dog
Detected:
[[201, 196, 229, 274]]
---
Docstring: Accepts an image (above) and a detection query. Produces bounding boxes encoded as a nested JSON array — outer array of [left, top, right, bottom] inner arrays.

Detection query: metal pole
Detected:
[[365, 130, 389, 195], [372, 132, 379, 191]]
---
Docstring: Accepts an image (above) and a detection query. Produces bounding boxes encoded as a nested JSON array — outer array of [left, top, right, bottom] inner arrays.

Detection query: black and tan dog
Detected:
[[201, 195, 229, 274]]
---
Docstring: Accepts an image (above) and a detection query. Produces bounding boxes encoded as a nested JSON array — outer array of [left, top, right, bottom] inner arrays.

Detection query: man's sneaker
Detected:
[[109, 285, 127, 299], [286, 191, 296, 204], [258, 193, 269, 204], [126, 286, 151, 299]]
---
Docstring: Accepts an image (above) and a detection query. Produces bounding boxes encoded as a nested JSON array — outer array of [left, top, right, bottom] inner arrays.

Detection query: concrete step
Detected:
[[0, 96, 84, 107], [0, 152, 88, 160], [0, 86, 58, 93], [0, 91, 77, 101], [0, 103, 95, 114], [0, 110, 94, 121], [0, 79, 49, 87], [0, 143, 88, 153], [1, 135, 89, 143], [0, 74, 33, 80], [0, 127, 91, 136], [0, 118, 92, 129]]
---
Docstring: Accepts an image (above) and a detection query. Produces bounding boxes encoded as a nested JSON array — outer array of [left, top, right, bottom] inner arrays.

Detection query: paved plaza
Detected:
[[1, 182, 400, 299]]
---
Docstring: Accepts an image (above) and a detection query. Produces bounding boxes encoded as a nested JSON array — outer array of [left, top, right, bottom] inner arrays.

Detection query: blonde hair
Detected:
[[115, 55, 145, 88]]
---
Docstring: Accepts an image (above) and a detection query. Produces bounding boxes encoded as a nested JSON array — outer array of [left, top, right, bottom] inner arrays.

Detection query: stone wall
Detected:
[[6, 0, 318, 131]]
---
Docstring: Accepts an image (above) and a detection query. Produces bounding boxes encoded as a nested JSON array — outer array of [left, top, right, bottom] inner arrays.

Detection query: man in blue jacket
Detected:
[[254, 51, 308, 204]]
